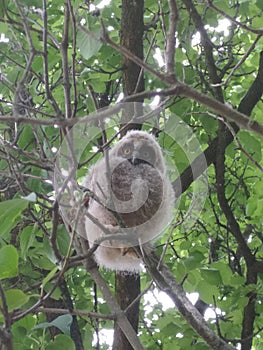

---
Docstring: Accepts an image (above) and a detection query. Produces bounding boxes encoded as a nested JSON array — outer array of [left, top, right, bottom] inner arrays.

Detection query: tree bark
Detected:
[[113, 1, 144, 349]]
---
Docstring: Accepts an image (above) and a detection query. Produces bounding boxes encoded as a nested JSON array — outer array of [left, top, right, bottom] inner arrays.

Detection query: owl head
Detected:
[[112, 130, 166, 173]]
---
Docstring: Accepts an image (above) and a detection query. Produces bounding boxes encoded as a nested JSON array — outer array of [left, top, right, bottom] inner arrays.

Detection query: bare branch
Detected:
[[76, 237, 146, 350], [1, 83, 263, 136], [43, 0, 62, 117], [61, 2, 72, 119], [165, 0, 178, 81], [67, 0, 78, 118], [34, 307, 115, 320], [182, 0, 224, 101]]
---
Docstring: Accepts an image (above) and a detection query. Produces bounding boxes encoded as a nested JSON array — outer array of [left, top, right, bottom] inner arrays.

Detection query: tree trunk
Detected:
[[113, 1, 144, 349]]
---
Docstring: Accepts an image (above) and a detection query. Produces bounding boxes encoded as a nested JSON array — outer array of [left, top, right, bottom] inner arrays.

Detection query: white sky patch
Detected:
[[144, 290, 200, 314], [247, 234, 253, 243], [192, 31, 201, 47], [80, 18, 86, 25], [89, 4, 96, 12], [0, 34, 9, 43], [144, 290, 173, 314], [116, 92, 124, 103], [153, 47, 165, 68], [97, 0, 111, 9], [192, 19, 231, 48], [176, 332, 184, 338], [186, 292, 199, 304], [204, 306, 225, 322], [92, 328, 114, 349], [91, 290, 222, 349], [215, 18, 231, 36], [150, 93, 161, 108]]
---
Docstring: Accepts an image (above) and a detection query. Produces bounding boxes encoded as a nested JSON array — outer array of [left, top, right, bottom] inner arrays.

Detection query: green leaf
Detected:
[[246, 196, 257, 216], [0, 199, 28, 238], [77, 30, 102, 60], [238, 131, 262, 162], [0, 245, 19, 279], [19, 226, 36, 260], [210, 262, 233, 285], [51, 315, 73, 335], [0, 289, 29, 311], [18, 0, 42, 6], [34, 315, 73, 336], [56, 225, 70, 256], [46, 334, 75, 350], [179, 240, 191, 250], [0, 23, 8, 35], [254, 180, 263, 198], [256, 0, 263, 10], [183, 250, 205, 270], [17, 125, 35, 149], [201, 268, 222, 286], [41, 266, 59, 290], [197, 280, 220, 304]]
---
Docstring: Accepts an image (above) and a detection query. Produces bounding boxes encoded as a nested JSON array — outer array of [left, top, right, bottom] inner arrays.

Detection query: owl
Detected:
[[82, 130, 174, 272]]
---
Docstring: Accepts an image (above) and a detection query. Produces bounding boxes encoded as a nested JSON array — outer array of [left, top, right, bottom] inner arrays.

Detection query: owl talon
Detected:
[[121, 247, 140, 259]]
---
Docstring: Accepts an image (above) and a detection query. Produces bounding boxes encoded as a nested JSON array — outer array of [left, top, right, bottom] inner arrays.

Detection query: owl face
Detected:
[[112, 130, 165, 173]]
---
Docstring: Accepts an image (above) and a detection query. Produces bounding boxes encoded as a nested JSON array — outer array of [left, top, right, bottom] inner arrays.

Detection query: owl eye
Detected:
[[140, 146, 155, 162], [142, 150, 150, 158], [123, 147, 131, 156]]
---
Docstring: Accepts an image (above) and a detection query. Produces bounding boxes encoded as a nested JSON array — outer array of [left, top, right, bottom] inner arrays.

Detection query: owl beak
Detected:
[[130, 153, 138, 165], [129, 150, 140, 165], [129, 151, 151, 166], [130, 157, 140, 165]]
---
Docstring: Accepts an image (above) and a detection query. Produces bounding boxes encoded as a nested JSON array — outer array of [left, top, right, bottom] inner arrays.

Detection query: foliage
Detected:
[[0, 0, 263, 349]]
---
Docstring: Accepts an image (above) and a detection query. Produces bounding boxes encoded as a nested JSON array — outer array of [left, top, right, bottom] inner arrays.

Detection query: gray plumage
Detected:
[[83, 130, 174, 272]]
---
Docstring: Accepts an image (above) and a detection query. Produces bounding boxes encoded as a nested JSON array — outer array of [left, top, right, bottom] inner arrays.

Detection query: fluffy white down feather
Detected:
[[83, 130, 174, 272]]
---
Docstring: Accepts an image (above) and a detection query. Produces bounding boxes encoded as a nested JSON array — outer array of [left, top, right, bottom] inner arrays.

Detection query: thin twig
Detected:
[[67, 0, 78, 118], [33, 307, 115, 320], [42, 0, 62, 117], [212, 34, 263, 87], [207, 0, 263, 35]]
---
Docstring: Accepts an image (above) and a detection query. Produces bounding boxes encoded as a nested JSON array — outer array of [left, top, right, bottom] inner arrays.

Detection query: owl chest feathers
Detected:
[[110, 159, 163, 227]]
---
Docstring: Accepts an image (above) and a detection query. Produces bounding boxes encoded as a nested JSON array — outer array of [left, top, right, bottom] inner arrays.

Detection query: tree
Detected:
[[0, 0, 263, 349]]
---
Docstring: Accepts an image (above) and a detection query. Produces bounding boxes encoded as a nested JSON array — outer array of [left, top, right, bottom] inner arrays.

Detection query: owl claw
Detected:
[[121, 247, 140, 259]]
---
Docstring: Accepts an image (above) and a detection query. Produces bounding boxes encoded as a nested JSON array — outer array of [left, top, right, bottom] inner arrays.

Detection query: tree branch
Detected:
[[182, 0, 224, 101], [2, 82, 263, 136], [173, 50, 263, 195], [143, 251, 235, 350], [76, 237, 145, 350], [165, 0, 178, 81], [0, 283, 13, 350], [34, 307, 115, 320], [61, 1, 72, 119]]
